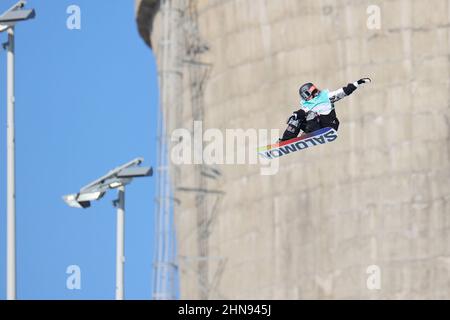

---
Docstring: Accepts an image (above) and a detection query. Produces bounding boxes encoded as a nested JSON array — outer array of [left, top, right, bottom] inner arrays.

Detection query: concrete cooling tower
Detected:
[[136, 0, 450, 299]]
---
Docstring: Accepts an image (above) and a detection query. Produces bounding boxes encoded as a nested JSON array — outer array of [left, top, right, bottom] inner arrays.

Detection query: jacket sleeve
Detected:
[[328, 81, 359, 103]]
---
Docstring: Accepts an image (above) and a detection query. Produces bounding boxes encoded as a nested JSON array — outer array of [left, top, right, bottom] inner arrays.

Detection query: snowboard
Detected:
[[258, 127, 338, 159]]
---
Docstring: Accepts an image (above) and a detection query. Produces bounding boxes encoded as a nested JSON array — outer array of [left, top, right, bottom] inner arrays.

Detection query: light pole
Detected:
[[62, 158, 153, 300], [0, 0, 35, 300], [115, 185, 125, 300]]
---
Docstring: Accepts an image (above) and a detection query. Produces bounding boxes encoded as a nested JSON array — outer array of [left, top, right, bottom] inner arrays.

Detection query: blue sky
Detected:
[[0, 0, 159, 299]]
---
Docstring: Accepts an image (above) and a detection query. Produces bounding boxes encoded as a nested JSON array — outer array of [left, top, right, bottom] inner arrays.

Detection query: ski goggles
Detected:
[[303, 85, 320, 101]]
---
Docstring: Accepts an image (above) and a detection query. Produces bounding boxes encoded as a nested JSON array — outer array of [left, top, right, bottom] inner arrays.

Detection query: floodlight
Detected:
[[76, 191, 105, 202], [109, 181, 123, 189], [63, 194, 91, 209], [79, 157, 144, 192], [62, 158, 153, 300], [117, 167, 153, 178], [0, 1, 35, 34], [0, 9, 35, 23]]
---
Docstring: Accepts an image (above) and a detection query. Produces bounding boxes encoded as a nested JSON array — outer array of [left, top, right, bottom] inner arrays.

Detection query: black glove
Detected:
[[286, 109, 306, 125], [357, 77, 371, 85], [343, 78, 371, 95], [294, 109, 307, 120], [343, 83, 357, 95]]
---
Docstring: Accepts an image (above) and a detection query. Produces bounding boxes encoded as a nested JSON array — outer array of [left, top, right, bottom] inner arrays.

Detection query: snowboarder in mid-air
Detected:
[[280, 78, 371, 141]]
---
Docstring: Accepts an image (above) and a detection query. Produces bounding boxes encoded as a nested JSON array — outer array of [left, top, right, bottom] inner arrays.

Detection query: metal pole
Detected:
[[6, 26, 16, 301], [115, 186, 125, 300]]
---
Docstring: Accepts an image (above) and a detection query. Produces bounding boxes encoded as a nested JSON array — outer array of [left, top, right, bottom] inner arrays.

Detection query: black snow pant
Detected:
[[304, 110, 340, 133], [317, 109, 340, 131], [281, 109, 340, 141]]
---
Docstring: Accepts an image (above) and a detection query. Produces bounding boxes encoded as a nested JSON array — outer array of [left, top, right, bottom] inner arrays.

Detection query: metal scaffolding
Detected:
[[153, 0, 226, 300], [185, 0, 210, 300], [152, 0, 183, 300], [181, 0, 227, 300]]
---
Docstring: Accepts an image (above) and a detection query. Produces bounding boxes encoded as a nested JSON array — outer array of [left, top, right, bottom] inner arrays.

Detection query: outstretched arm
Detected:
[[329, 78, 371, 103]]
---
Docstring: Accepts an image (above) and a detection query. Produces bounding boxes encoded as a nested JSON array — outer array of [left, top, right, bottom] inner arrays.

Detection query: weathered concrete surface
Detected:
[[137, 0, 450, 299]]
